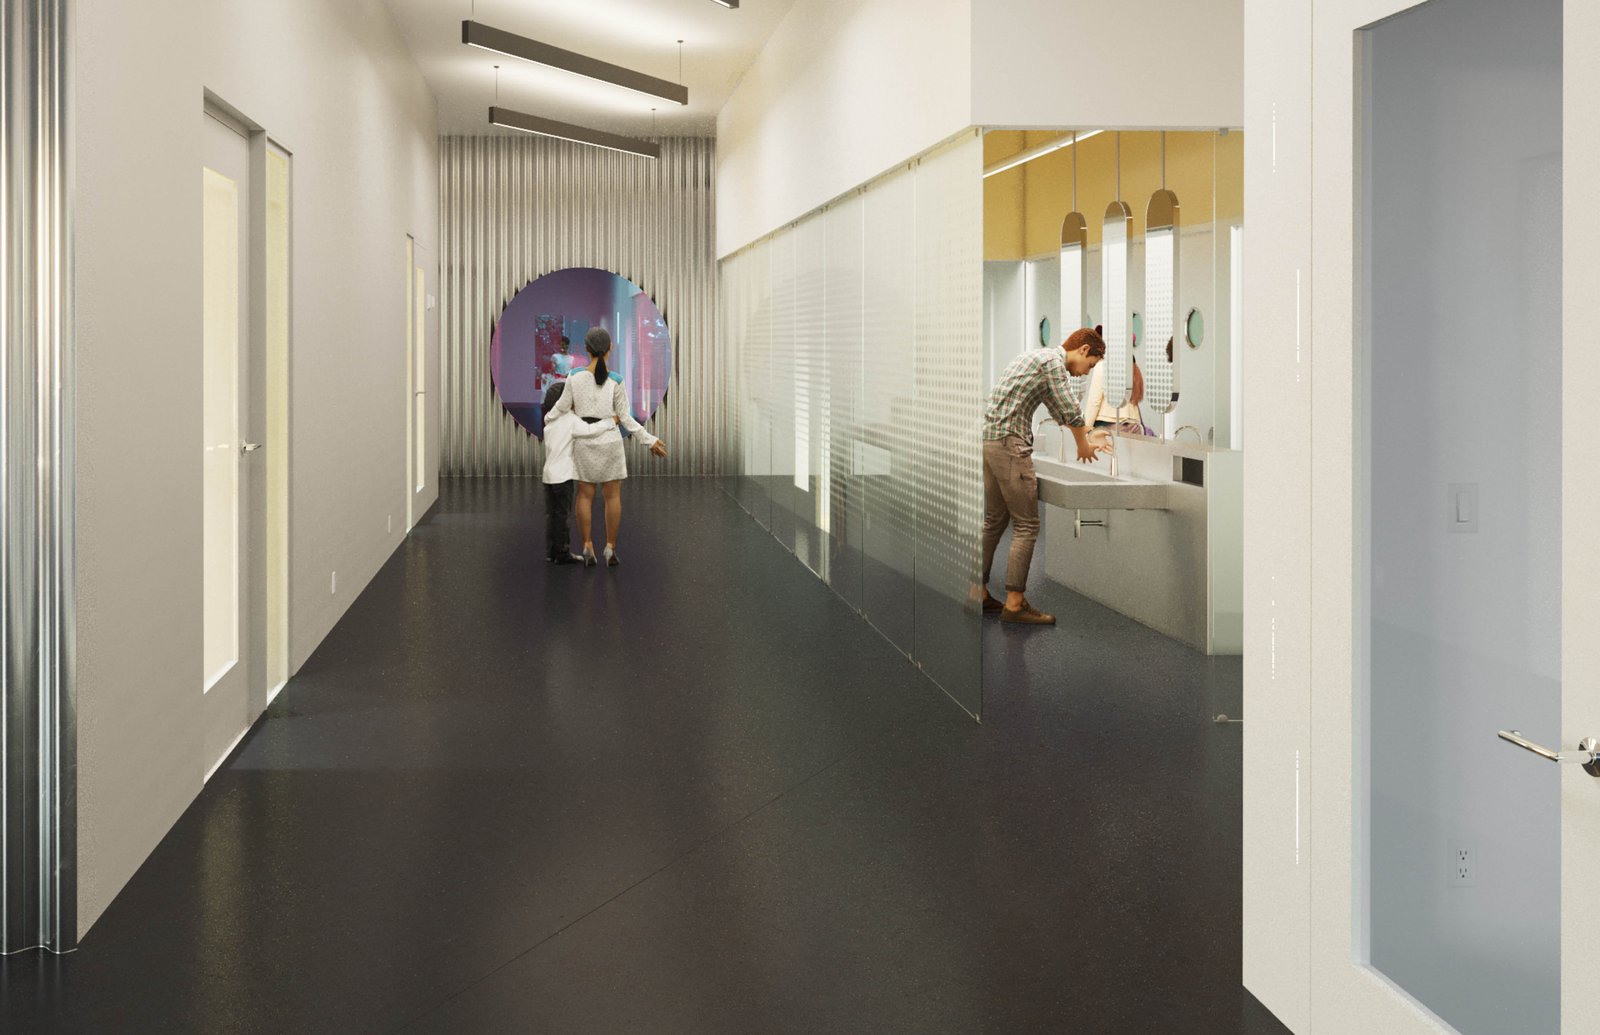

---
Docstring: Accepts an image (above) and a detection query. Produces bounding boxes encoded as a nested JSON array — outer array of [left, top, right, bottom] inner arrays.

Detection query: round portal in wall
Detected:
[[490, 267, 672, 440]]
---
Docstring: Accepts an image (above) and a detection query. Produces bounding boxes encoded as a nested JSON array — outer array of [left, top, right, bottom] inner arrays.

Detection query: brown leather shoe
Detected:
[[1000, 601, 1056, 625], [981, 594, 1004, 615]]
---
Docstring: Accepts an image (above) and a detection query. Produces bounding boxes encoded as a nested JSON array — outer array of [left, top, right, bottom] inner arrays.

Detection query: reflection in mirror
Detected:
[[490, 267, 672, 439], [1101, 200, 1133, 408], [1060, 210, 1089, 396], [1144, 189, 1180, 416], [1186, 307, 1204, 349]]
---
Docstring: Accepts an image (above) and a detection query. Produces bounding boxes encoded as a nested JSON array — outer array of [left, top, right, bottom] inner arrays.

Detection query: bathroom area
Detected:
[[983, 128, 1244, 656]]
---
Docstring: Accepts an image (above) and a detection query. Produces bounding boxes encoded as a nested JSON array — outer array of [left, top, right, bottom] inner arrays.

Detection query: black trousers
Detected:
[[544, 480, 575, 558]]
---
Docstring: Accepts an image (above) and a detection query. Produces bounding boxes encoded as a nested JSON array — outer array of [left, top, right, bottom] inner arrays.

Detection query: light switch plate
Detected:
[[1448, 483, 1478, 533]]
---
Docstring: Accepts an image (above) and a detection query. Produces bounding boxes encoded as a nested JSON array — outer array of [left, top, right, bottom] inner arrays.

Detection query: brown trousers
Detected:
[[981, 436, 1040, 593]]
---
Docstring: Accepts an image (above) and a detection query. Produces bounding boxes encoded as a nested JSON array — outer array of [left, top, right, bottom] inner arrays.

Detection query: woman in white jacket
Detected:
[[544, 327, 668, 567]]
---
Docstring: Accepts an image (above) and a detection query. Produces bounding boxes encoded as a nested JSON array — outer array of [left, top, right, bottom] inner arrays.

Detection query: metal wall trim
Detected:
[[1, 0, 77, 953], [440, 135, 719, 477]]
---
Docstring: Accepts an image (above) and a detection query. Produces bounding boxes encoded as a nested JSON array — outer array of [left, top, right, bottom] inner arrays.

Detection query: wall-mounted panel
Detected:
[[440, 136, 718, 478]]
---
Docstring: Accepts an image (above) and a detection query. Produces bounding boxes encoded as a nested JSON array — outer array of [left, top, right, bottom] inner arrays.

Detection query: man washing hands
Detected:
[[974, 327, 1110, 626]]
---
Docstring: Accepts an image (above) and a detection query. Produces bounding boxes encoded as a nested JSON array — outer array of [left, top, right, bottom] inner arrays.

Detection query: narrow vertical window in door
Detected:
[[265, 146, 291, 697], [405, 236, 416, 529], [202, 160, 241, 690], [414, 266, 426, 494]]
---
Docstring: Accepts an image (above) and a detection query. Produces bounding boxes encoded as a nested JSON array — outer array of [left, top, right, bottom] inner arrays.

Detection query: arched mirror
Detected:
[[1060, 210, 1089, 397], [1101, 200, 1133, 409], [1144, 188, 1180, 416]]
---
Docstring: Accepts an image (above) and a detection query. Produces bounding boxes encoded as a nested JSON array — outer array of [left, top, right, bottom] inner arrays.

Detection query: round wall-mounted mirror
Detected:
[[1186, 307, 1205, 349], [1039, 316, 1052, 347], [490, 267, 672, 439]]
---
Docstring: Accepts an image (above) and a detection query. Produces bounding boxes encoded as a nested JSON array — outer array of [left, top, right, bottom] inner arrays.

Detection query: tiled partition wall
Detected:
[[719, 133, 985, 716]]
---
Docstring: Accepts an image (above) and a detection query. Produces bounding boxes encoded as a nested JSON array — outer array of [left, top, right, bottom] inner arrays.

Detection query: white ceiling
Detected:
[[382, 0, 797, 138]]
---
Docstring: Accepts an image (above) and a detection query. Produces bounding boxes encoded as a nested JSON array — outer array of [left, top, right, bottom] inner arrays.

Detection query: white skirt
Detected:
[[572, 425, 628, 483]]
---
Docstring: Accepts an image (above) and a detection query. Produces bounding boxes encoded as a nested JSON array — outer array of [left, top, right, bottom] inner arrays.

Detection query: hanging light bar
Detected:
[[982, 130, 1103, 179], [708, 0, 740, 7], [463, 21, 689, 106], [489, 106, 661, 159]]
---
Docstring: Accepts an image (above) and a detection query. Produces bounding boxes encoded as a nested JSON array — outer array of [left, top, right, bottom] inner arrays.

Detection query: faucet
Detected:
[[1174, 425, 1205, 445]]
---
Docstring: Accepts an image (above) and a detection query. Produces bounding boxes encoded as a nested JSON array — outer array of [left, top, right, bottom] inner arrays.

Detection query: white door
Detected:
[[1243, 0, 1599, 1031], [201, 111, 266, 774]]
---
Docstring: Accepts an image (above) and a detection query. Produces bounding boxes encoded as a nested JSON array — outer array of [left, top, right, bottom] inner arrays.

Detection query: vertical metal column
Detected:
[[1, 0, 76, 954]]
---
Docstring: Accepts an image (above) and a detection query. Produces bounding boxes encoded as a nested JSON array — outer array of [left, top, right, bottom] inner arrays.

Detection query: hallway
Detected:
[[2, 480, 1285, 1033]]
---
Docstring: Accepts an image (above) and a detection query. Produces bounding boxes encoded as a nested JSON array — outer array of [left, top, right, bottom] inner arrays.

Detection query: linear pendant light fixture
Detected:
[[708, 0, 740, 7], [463, 21, 688, 106], [982, 130, 1104, 179], [489, 106, 661, 159]]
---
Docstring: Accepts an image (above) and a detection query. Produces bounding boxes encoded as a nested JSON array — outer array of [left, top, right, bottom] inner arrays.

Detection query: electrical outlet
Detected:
[[331, 571, 337, 595], [1448, 843, 1475, 887]]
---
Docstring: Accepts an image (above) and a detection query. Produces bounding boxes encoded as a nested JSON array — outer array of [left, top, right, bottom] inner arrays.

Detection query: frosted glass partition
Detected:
[[1361, 0, 1561, 1032], [719, 133, 985, 716], [1143, 190, 1179, 416], [1101, 201, 1132, 408]]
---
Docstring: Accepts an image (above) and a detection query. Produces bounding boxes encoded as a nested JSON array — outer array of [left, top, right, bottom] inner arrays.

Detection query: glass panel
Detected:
[[1361, 1, 1561, 1032], [736, 239, 772, 528], [768, 233, 797, 552], [824, 193, 865, 611], [791, 214, 827, 576], [861, 167, 917, 654], [912, 137, 983, 715], [202, 166, 240, 690]]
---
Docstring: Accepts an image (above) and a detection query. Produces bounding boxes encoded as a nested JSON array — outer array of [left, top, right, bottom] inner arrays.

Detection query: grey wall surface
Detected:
[[75, 0, 439, 937], [1363, 0, 1561, 1030], [440, 136, 719, 477], [720, 133, 985, 716]]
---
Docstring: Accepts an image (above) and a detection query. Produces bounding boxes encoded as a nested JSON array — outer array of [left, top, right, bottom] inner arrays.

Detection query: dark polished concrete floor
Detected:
[[3, 478, 1288, 1034]]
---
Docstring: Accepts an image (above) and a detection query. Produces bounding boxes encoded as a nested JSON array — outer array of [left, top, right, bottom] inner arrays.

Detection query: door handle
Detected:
[[1497, 730, 1600, 777], [240, 442, 262, 455]]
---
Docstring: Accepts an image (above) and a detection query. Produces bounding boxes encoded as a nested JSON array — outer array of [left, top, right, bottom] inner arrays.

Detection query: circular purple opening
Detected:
[[491, 267, 672, 439]]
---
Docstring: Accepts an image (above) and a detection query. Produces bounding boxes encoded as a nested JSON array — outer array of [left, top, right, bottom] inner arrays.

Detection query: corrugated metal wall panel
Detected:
[[439, 135, 719, 477]]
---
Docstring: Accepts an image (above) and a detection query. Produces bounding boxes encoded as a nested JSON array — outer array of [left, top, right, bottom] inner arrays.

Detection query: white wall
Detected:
[[715, 0, 972, 256], [971, 0, 1243, 129], [75, 0, 439, 936]]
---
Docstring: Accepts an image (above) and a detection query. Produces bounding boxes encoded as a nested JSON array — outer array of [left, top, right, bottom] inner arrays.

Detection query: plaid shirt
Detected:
[[982, 348, 1084, 443]]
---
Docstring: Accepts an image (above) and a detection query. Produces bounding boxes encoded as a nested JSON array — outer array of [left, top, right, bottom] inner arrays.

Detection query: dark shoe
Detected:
[[552, 552, 583, 565], [1000, 601, 1055, 625], [582, 545, 597, 568], [604, 546, 619, 567], [981, 594, 1004, 615]]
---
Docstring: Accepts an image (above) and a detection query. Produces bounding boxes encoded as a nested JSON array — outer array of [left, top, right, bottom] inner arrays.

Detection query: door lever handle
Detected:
[[1497, 730, 1600, 777], [240, 442, 262, 455]]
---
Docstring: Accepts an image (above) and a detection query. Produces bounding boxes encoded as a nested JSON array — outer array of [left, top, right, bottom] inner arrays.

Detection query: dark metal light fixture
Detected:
[[709, 0, 740, 7], [463, 21, 688, 106], [489, 106, 661, 160]]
